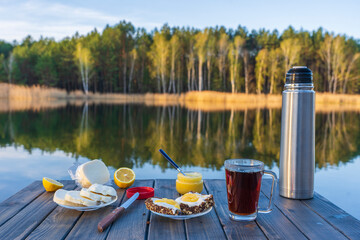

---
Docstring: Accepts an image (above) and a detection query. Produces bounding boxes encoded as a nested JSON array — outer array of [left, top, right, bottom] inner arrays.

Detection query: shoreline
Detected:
[[0, 83, 360, 112]]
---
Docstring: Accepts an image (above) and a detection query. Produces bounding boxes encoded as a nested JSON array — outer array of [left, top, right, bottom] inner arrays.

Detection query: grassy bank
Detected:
[[0, 83, 360, 112]]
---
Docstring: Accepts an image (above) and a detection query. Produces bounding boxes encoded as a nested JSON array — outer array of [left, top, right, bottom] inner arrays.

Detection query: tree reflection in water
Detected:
[[0, 104, 358, 171]]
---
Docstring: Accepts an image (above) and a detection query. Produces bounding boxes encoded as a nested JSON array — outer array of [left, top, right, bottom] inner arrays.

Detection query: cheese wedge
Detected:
[[53, 189, 84, 207], [80, 188, 112, 203], [65, 190, 97, 206], [88, 183, 117, 197], [76, 160, 110, 188]]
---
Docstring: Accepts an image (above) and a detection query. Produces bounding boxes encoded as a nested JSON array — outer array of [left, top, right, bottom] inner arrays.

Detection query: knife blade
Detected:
[[121, 192, 139, 209], [98, 192, 139, 232]]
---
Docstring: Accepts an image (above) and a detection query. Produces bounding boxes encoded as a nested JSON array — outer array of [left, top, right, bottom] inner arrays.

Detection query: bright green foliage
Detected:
[[228, 35, 245, 93], [169, 33, 181, 93], [217, 32, 229, 91], [0, 23, 359, 94], [268, 48, 282, 94], [148, 28, 170, 93], [195, 29, 209, 91], [0, 54, 5, 82], [255, 49, 268, 94], [280, 38, 301, 77], [74, 42, 93, 94]]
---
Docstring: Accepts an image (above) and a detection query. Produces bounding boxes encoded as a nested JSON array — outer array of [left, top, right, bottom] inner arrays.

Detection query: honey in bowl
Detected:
[[176, 172, 203, 194]]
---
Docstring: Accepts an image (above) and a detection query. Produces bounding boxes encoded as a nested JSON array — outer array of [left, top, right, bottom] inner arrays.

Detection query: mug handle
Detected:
[[258, 170, 277, 214]]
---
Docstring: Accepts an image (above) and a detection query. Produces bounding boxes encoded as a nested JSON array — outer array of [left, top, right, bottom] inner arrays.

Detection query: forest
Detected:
[[0, 21, 359, 94]]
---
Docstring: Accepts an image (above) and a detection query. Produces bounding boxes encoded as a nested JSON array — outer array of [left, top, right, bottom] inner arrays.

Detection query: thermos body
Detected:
[[279, 66, 315, 199]]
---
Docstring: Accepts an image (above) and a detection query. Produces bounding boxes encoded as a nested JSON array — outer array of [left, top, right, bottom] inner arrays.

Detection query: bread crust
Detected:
[[145, 198, 180, 215], [145, 195, 215, 215], [179, 195, 214, 215]]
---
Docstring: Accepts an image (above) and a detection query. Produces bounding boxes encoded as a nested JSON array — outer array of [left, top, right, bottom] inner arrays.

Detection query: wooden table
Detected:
[[0, 179, 359, 239]]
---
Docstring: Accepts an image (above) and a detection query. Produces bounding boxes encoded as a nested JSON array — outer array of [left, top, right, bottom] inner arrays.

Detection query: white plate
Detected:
[[56, 196, 117, 211], [150, 207, 213, 220]]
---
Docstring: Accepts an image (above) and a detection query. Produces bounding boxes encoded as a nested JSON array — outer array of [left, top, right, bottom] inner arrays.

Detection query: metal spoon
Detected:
[[159, 149, 187, 176]]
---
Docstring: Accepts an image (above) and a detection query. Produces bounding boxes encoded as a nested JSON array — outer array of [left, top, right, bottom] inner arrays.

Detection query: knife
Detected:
[[98, 192, 139, 232]]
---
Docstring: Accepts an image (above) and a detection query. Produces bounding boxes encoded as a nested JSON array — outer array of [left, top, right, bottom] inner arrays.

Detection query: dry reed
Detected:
[[0, 83, 360, 112]]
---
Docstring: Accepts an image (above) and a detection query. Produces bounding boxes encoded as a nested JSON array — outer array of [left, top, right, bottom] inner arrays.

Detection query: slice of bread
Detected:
[[88, 183, 117, 197], [65, 190, 98, 206], [76, 160, 110, 188], [80, 188, 112, 203], [53, 189, 84, 207]]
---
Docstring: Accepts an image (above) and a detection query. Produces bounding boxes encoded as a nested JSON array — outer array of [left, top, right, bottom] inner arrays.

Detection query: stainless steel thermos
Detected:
[[279, 66, 315, 199]]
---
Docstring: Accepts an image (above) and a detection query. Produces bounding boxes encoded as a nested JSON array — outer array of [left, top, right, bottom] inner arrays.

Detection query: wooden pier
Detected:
[[0, 179, 359, 239]]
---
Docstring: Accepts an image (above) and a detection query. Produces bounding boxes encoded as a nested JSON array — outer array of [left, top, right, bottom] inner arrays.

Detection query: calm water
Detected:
[[0, 103, 359, 219]]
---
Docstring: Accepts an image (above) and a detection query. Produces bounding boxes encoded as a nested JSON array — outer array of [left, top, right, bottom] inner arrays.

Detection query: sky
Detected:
[[0, 0, 359, 42]]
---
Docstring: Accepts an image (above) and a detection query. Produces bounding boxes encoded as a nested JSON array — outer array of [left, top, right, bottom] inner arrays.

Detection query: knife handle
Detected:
[[98, 207, 125, 232]]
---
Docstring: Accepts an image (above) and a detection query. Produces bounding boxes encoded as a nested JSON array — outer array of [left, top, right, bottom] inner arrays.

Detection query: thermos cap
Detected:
[[286, 66, 313, 84]]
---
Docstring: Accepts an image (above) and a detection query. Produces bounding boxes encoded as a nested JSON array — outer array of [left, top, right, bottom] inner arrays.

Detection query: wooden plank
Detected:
[[65, 183, 126, 240], [0, 181, 44, 227], [26, 186, 84, 240], [261, 180, 347, 240], [0, 180, 76, 240], [26, 207, 83, 240], [106, 180, 154, 240], [204, 179, 267, 240], [147, 179, 186, 240], [2, 179, 359, 240], [185, 180, 226, 240], [302, 192, 360, 239], [256, 190, 306, 240]]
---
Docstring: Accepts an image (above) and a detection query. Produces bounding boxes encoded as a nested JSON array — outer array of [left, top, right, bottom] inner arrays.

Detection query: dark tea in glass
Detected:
[[224, 159, 277, 221], [225, 169, 263, 215]]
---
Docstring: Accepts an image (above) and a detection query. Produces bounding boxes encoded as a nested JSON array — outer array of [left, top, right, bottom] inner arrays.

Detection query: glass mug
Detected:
[[225, 159, 277, 221]]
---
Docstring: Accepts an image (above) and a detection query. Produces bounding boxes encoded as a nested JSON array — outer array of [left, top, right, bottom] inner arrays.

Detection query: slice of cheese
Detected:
[[53, 189, 84, 207], [88, 183, 117, 197], [65, 190, 97, 206], [80, 188, 112, 203], [76, 160, 110, 188]]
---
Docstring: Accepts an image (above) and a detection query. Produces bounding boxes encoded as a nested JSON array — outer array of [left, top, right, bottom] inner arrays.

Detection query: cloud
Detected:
[[0, 0, 124, 42]]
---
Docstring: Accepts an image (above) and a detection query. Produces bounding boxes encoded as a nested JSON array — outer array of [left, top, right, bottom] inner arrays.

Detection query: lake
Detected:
[[0, 103, 359, 220]]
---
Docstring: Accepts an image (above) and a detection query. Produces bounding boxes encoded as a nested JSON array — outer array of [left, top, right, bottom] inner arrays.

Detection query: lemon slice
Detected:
[[43, 177, 64, 192], [114, 168, 135, 188]]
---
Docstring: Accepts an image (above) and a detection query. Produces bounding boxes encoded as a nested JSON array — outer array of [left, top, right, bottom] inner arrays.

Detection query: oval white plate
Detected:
[[150, 207, 213, 220], [56, 196, 117, 211]]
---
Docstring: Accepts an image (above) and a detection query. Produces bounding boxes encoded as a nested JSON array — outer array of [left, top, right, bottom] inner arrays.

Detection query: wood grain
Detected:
[[147, 179, 186, 240], [185, 180, 226, 240], [302, 192, 360, 239], [1, 179, 357, 239], [106, 180, 154, 240], [0, 180, 76, 240], [256, 190, 306, 240], [0, 181, 45, 227], [204, 179, 267, 240], [26, 185, 83, 240], [261, 180, 347, 240], [65, 182, 126, 240]]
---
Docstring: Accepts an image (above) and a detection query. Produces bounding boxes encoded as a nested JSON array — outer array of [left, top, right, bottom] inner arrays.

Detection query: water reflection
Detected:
[[316, 111, 359, 168], [0, 104, 359, 171]]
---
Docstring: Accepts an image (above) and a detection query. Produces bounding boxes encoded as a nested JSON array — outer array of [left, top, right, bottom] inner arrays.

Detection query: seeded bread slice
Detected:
[[145, 198, 180, 215], [179, 195, 214, 215]]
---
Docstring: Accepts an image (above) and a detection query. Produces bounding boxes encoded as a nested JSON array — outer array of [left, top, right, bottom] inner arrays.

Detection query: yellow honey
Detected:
[[176, 172, 203, 195], [154, 198, 180, 209], [181, 193, 200, 202]]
